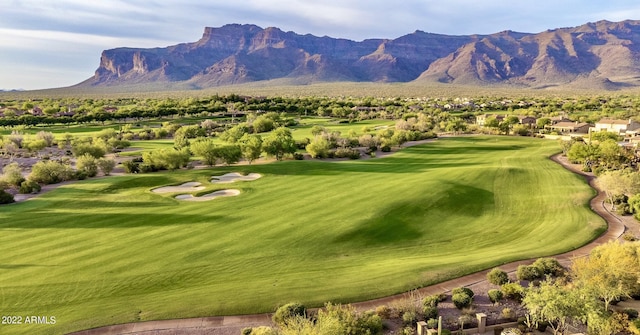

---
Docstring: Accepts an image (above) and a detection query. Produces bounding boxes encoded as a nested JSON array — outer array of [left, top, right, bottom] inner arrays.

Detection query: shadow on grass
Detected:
[[333, 182, 494, 246]]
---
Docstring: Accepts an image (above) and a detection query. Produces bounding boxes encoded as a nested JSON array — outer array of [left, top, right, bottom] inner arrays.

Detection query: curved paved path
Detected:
[[68, 153, 626, 335]]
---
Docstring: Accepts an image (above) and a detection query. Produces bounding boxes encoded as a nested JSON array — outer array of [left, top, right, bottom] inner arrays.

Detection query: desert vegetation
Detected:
[[3, 90, 640, 334]]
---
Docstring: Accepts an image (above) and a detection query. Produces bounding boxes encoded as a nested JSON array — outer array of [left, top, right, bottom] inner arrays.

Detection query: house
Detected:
[[591, 118, 640, 137], [518, 116, 537, 127], [545, 121, 591, 134], [549, 116, 571, 125], [476, 114, 505, 126]]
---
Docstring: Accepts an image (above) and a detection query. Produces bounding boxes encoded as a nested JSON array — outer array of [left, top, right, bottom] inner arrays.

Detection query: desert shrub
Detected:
[[242, 326, 278, 335], [312, 303, 381, 335], [402, 310, 417, 325], [426, 318, 438, 329], [487, 267, 509, 285], [375, 305, 390, 318], [401, 326, 415, 335], [71, 143, 106, 158], [19, 180, 41, 194], [122, 160, 139, 174], [516, 264, 541, 281], [76, 153, 98, 177], [2, 162, 25, 187], [97, 158, 116, 176], [501, 282, 525, 302], [532, 257, 564, 277], [272, 302, 306, 327], [422, 294, 441, 308], [0, 189, 14, 204], [631, 319, 640, 335], [333, 147, 360, 159], [488, 289, 503, 304], [29, 160, 74, 184], [501, 307, 515, 320], [452, 292, 472, 309], [624, 308, 639, 320], [452, 287, 474, 298], [422, 306, 438, 320]]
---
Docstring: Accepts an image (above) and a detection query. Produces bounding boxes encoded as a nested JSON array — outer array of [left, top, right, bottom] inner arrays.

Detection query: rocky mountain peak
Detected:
[[79, 20, 640, 90]]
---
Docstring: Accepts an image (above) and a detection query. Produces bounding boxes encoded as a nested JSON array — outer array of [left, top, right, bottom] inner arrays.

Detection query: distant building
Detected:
[[545, 121, 591, 134], [591, 118, 640, 137], [476, 114, 505, 126], [518, 116, 537, 127]]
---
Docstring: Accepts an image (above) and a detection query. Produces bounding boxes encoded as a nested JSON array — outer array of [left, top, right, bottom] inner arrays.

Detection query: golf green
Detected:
[[0, 136, 604, 334]]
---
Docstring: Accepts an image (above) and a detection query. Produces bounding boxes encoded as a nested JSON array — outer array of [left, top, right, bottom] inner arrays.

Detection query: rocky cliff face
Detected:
[[80, 20, 640, 89]]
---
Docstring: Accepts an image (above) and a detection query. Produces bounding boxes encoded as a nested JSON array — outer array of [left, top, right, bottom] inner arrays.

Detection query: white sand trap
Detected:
[[152, 182, 205, 194], [175, 189, 241, 202], [211, 172, 262, 184]]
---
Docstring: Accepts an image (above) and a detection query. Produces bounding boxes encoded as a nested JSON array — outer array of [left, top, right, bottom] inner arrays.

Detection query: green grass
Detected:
[[0, 136, 604, 334], [290, 119, 394, 140]]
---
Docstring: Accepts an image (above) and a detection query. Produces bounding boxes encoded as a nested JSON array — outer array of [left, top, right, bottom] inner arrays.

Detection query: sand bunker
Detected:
[[152, 182, 205, 194], [211, 172, 262, 184], [175, 189, 241, 202]]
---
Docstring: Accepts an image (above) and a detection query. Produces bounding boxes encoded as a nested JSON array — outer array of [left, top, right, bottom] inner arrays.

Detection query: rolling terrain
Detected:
[[0, 136, 604, 334]]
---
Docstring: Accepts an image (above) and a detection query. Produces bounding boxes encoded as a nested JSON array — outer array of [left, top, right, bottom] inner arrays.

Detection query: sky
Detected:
[[2, 0, 640, 90]]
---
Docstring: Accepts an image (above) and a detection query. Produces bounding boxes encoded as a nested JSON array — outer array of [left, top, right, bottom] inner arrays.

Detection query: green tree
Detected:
[[173, 125, 205, 149], [97, 158, 116, 176], [306, 137, 330, 158], [522, 279, 583, 335], [571, 241, 640, 311], [216, 145, 242, 165], [536, 117, 551, 128], [252, 115, 275, 133], [597, 170, 640, 210], [263, 127, 296, 160], [190, 138, 218, 166], [239, 134, 263, 164], [220, 124, 249, 143], [143, 148, 191, 171]]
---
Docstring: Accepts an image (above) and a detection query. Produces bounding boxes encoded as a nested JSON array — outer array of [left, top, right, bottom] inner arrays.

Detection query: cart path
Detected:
[[68, 153, 626, 335]]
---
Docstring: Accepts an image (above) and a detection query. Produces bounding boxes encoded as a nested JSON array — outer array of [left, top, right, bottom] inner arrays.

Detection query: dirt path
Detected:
[[67, 152, 627, 335]]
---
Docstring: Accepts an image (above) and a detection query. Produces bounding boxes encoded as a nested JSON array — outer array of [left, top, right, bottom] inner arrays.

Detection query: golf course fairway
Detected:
[[0, 136, 605, 334]]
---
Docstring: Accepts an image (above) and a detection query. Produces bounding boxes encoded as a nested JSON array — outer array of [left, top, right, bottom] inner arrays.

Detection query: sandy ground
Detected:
[[175, 189, 240, 201], [152, 182, 206, 194], [211, 172, 262, 184]]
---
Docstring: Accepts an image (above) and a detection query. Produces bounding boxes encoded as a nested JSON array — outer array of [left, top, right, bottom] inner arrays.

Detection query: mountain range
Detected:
[[78, 20, 640, 90]]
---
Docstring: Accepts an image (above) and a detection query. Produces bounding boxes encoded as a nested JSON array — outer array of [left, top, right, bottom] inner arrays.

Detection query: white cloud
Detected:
[[3, 0, 640, 89]]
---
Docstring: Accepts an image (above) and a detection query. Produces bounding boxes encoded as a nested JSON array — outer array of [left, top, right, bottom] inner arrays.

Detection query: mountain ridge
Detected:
[[78, 20, 640, 90]]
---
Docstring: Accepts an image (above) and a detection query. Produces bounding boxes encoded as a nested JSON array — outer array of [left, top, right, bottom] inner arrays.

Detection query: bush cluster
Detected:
[[451, 287, 474, 310], [501, 282, 525, 302], [488, 289, 503, 304], [487, 267, 509, 285]]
